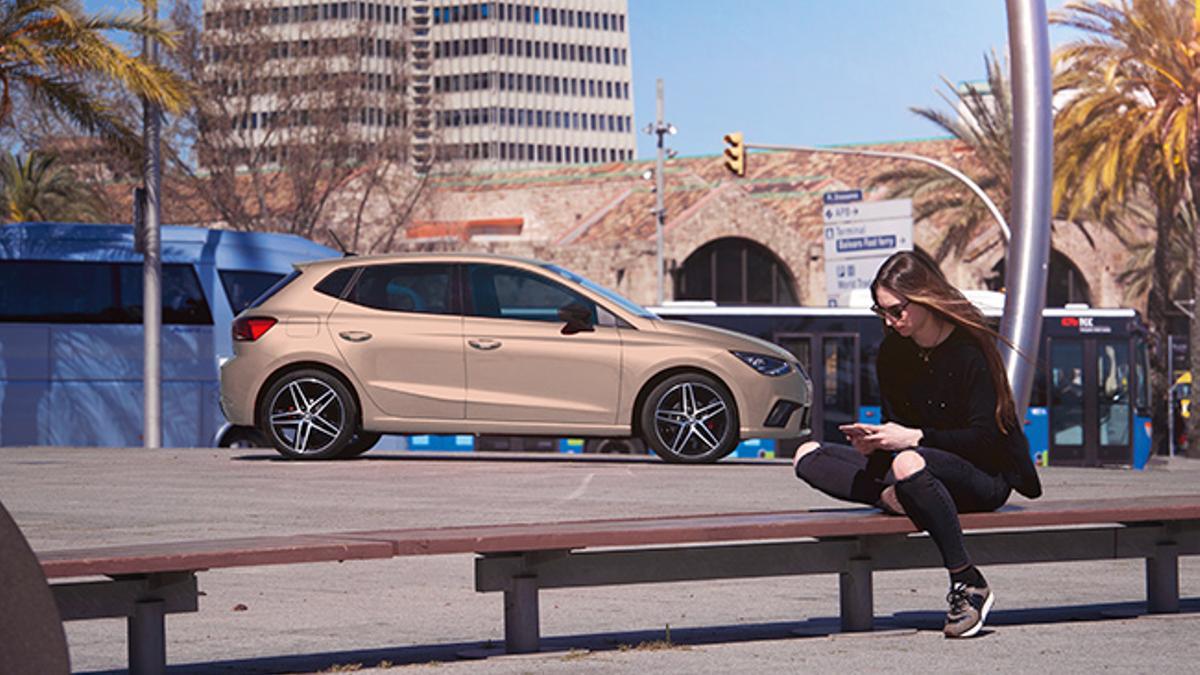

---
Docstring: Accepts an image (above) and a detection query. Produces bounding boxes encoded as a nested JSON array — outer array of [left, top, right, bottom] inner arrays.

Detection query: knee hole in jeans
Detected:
[[892, 450, 926, 480]]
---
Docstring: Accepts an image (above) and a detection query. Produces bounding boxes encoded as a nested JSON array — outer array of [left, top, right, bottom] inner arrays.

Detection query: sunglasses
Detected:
[[871, 298, 910, 321]]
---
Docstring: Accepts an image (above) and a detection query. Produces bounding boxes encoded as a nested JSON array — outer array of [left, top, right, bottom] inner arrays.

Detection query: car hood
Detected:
[[650, 319, 796, 361]]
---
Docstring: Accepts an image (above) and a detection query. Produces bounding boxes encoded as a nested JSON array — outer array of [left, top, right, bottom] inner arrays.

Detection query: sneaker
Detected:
[[877, 485, 906, 516], [943, 581, 994, 638]]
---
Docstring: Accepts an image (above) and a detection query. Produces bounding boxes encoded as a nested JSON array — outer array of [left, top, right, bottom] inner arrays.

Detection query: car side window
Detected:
[[467, 264, 596, 323], [345, 263, 454, 314]]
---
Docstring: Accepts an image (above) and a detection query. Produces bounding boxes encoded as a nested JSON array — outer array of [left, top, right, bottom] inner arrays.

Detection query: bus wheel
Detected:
[[259, 369, 357, 460], [639, 373, 739, 463], [339, 432, 383, 458]]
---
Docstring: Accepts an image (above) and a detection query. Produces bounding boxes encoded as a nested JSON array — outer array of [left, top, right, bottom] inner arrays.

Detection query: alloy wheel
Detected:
[[267, 377, 346, 455], [652, 381, 732, 458]]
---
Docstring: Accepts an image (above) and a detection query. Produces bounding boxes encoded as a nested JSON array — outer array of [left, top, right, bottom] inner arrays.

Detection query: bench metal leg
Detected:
[[504, 575, 540, 654], [839, 557, 873, 632], [128, 598, 166, 675], [1146, 543, 1180, 614]]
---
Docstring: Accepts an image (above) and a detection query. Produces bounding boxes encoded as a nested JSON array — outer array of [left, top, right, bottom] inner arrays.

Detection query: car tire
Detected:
[[338, 431, 383, 458], [259, 369, 358, 460], [639, 372, 739, 463]]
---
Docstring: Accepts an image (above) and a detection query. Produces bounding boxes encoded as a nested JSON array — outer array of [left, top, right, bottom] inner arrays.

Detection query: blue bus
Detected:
[[650, 299, 1154, 469], [0, 222, 336, 447]]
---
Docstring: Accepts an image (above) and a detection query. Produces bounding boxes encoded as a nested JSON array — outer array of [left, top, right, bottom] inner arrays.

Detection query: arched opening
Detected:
[[985, 250, 1092, 307], [674, 237, 797, 305]]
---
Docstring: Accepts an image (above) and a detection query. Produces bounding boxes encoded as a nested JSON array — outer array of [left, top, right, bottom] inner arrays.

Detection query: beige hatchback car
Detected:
[[220, 254, 812, 462]]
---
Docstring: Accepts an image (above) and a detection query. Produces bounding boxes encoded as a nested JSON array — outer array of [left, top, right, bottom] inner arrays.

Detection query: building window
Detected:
[[675, 238, 798, 305]]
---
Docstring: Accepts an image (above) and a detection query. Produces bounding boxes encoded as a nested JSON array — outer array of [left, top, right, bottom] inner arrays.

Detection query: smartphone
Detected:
[[838, 423, 869, 438]]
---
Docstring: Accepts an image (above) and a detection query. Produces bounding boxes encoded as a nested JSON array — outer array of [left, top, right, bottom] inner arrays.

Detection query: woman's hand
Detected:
[[859, 422, 922, 452]]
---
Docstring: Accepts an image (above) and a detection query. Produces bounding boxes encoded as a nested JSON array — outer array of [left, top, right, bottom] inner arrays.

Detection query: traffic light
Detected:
[[723, 132, 745, 177]]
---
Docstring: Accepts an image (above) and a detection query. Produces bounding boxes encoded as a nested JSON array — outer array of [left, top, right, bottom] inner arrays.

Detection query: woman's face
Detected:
[[874, 286, 933, 338]]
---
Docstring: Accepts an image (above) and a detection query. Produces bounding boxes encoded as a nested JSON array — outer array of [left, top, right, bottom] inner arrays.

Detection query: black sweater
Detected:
[[876, 326, 1042, 497]]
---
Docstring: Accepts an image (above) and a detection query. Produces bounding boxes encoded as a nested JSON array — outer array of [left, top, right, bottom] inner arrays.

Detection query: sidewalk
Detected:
[[2, 446, 1198, 673]]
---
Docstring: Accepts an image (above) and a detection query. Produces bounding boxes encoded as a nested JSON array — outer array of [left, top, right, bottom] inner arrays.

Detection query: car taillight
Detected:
[[232, 316, 277, 342]]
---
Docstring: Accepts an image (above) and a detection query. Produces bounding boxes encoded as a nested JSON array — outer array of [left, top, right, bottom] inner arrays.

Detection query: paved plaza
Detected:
[[2, 446, 1199, 673]]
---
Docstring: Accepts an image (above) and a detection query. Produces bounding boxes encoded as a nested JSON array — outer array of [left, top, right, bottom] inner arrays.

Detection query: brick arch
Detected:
[[663, 186, 809, 303], [672, 236, 799, 305], [978, 246, 1094, 307]]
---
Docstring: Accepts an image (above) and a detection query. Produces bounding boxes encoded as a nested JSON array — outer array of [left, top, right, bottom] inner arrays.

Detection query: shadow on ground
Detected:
[[232, 450, 780, 467], [78, 598, 1200, 674]]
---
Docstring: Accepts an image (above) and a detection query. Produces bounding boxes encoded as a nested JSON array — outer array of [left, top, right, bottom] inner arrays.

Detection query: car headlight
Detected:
[[731, 351, 792, 377]]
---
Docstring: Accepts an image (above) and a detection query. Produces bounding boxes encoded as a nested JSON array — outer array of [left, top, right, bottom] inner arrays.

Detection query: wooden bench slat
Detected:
[[38, 496, 1200, 577], [337, 495, 1200, 555], [39, 535, 394, 579]]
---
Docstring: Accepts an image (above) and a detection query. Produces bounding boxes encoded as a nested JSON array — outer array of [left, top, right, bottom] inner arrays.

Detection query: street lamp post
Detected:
[[142, 0, 163, 449], [644, 79, 676, 306]]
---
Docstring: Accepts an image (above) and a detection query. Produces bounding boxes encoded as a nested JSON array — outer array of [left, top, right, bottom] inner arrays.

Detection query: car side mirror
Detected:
[[558, 303, 595, 335]]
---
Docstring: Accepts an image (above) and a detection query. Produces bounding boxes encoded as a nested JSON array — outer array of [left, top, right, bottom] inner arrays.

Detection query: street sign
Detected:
[[822, 190, 863, 205], [821, 197, 913, 307], [822, 198, 911, 224]]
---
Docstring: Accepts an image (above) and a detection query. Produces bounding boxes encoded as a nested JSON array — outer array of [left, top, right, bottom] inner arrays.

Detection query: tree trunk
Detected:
[[1149, 204, 1174, 459], [1188, 140, 1200, 456]]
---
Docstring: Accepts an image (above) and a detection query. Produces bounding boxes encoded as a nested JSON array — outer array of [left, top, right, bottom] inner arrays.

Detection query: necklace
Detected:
[[917, 323, 951, 362]]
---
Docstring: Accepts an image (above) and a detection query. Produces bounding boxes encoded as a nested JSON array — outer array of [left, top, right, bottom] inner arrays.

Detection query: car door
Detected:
[[327, 262, 465, 420], [462, 263, 621, 425]]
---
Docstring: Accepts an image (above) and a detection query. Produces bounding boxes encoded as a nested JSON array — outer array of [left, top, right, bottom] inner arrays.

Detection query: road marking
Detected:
[[564, 472, 596, 501]]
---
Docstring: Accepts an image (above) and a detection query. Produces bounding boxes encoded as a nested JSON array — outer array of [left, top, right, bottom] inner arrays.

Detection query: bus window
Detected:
[[117, 264, 213, 325], [823, 336, 857, 441], [1098, 340, 1131, 446], [1134, 336, 1150, 413], [1028, 352, 1048, 408], [1050, 340, 1084, 448], [0, 261, 114, 322]]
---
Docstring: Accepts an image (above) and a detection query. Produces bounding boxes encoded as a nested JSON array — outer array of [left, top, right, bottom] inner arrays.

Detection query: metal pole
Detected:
[[142, 0, 162, 449], [748, 142, 1010, 243], [1168, 334, 1176, 457], [655, 79, 666, 305], [1001, 0, 1053, 415]]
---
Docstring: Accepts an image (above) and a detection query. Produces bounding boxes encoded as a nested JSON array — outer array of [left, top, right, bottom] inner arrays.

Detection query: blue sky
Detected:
[[628, 0, 1080, 159], [86, 1, 1082, 160]]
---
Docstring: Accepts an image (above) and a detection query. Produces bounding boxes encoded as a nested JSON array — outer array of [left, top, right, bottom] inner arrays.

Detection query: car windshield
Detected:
[[543, 264, 658, 319]]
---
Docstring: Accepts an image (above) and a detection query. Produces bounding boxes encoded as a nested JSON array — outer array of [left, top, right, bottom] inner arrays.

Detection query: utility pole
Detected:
[[644, 79, 676, 305], [142, 0, 162, 449]]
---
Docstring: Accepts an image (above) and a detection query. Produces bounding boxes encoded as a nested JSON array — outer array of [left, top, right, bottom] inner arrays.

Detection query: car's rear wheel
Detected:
[[338, 431, 383, 458], [259, 369, 357, 460], [639, 373, 739, 463]]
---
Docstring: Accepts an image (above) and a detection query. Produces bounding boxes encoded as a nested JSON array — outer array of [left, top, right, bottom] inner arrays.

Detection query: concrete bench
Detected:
[[37, 495, 1200, 672]]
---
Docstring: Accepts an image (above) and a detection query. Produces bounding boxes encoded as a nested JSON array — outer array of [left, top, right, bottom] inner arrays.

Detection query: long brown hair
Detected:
[[870, 250, 1018, 432]]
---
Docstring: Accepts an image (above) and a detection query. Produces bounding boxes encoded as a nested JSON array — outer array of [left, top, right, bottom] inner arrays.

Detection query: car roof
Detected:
[[296, 251, 552, 273]]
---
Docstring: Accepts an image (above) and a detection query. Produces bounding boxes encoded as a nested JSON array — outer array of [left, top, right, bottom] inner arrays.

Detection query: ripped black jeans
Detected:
[[795, 443, 1011, 570]]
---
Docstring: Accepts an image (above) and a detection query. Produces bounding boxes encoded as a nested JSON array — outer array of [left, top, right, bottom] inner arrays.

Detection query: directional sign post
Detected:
[[821, 195, 913, 307]]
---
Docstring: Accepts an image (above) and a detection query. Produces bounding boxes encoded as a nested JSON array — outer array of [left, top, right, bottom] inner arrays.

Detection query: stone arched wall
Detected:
[[663, 186, 809, 304]]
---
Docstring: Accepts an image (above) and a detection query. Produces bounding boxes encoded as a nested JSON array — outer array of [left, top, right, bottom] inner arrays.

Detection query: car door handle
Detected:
[[339, 331, 372, 343], [468, 338, 502, 351]]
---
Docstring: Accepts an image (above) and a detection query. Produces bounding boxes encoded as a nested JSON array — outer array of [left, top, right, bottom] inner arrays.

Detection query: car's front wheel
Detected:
[[639, 373, 739, 463], [259, 369, 358, 460]]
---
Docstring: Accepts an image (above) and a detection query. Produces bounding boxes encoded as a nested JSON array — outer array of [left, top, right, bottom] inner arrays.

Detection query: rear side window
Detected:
[[0, 260, 212, 325], [345, 263, 454, 314], [314, 267, 358, 299], [220, 270, 285, 314], [245, 269, 301, 311]]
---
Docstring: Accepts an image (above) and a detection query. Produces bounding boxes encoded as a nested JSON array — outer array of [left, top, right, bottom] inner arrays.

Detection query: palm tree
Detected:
[[1051, 0, 1200, 456], [867, 52, 1013, 263], [0, 150, 102, 222], [0, 0, 189, 152]]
